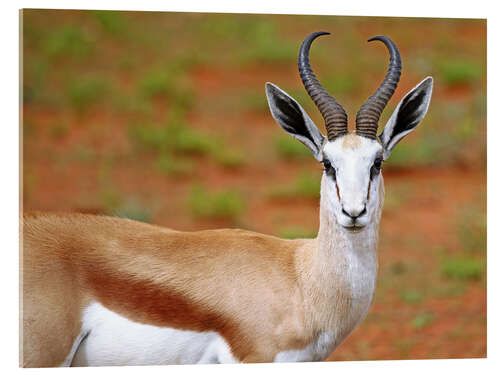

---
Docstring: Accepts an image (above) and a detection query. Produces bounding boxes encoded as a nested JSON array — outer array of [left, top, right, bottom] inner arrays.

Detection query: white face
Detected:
[[321, 132, 384, 232], [266, 78, 433, 232]]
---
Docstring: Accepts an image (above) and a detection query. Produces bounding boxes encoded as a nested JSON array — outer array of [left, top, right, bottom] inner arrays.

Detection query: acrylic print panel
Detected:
[[21, 8, 486, 366]]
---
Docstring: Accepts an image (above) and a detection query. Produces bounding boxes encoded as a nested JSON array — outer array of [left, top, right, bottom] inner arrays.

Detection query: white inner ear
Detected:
[[379, 77, 433, 159], [265, 82, 325, 161]]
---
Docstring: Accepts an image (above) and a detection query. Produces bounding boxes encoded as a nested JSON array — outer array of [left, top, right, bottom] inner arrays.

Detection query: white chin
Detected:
[[342, 224, 366, 233]]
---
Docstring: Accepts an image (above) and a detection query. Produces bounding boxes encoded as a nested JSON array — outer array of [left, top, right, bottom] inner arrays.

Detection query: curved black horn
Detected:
[[298, 31, 348, 141], [355, 35, 402, 140]]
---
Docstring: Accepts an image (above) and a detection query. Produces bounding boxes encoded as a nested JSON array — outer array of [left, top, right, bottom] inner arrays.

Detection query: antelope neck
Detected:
[[298, 177, 383, 343]]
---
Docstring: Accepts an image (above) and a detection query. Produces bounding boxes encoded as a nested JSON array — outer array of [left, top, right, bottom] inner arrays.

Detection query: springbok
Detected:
[[21, 31, 433, 367]]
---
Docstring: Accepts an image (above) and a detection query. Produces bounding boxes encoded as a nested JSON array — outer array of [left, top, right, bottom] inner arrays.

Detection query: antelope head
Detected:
[[266, 32, 433, 232]]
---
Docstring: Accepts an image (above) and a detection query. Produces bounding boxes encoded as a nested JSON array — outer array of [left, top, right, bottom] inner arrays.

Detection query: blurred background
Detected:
[[21, 9, 486, 360]]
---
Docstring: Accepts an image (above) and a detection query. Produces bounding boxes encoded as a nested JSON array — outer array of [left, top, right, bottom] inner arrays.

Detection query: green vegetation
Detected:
[[67, 76, 110, 112], [441, 257, 484, 281], [412, 312, 435, 329], [269, 171, 321, 199], [96, 155, 152, 222], [322, 73, 359, 96], [23, 59, 48, 105], [129, 115, 215, 155], [137, 68, 194, 110], [394, 338, 417, 358], [278, 226, 316, 239], [212, 148, 246, 169], [385, 134, 443, 168], [188, 185, 245, 222], [232, 19, 297, 64], [432, 284, 465, 297], [384, 182, 415, 211], [456, 205, 486, 254], [113, 198, 153, 223], [287, 172, 321, 199], [139, 69, 175, 98], [43, 26, 92, 59], [92, 10, 126, 35], [400, 290, 424, 304], [273, 135, 310, 159], [99, 187, 121, 214], [129, 111, 245, 169], [239, 90, 269, 112], [99, 188, 152, 223], [156, 153, 193, 177], [437, 59, 482, 86]]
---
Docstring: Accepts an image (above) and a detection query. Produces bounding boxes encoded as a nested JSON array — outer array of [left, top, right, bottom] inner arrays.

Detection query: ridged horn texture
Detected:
[[298, 31, 348, 141], [355, 35, 402, 140]]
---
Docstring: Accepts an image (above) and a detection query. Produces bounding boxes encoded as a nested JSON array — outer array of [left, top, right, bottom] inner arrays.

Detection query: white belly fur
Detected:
[[70, 302, 239, 366], [274, 332, 336, 362], [70, 302, 340, 366]]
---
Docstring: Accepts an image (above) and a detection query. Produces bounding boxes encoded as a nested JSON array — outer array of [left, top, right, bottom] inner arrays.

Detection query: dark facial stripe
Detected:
[[335, 182, 341, 201]]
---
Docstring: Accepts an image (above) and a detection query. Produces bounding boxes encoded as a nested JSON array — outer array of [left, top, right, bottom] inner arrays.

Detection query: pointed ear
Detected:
[[266, 82, 325, 161], [379, 77, 433, 160]]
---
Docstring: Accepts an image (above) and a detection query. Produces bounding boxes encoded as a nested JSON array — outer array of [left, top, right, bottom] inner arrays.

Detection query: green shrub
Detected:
[[387, 134, 443, 168], [240, 90, 269, 112], [92, 10, 125, 34], [43, 26, 92, 58], [113, 199, 152, 223], [188, 185, 245, 221], [173, 126, 215, 154], [130, 114, 243, 168], [456, 205, 486, 253], [384, 183, 414, 211], [441, 257, 484, 281], [400, 290, 424, 304], [156, 153, 193, 176], [270, 171, 321, 199], [322, 73, 358, 96], [67, 76, 109, 112], [438, 59, 482, 86], [139, 70, 176, 98], [279, 227, 316, 239], [129, 118, 214, 155], [99, 188, 121, 213], [211, 148, 246, 168], [236, 20, 296, 64], [274, 135, 310, 159], [138, 68, 194, 111], [412, 312, 435, 329]]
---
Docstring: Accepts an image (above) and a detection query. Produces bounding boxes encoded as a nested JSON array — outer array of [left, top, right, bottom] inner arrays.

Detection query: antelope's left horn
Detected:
[[355, 35, 402, 140]]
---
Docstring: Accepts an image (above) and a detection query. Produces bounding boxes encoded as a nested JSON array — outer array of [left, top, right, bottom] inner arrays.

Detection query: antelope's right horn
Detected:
[[298, 31, 348, 141]]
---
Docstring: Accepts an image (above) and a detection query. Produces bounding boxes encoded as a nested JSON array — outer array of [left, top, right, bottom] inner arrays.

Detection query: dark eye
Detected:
[[370, 158, 383, 179], [322, 159, 336, 180]]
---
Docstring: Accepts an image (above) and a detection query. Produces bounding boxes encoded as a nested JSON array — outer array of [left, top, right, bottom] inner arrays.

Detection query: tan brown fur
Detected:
[[22, 212, 317, 365], [341, 132, 362, 150]]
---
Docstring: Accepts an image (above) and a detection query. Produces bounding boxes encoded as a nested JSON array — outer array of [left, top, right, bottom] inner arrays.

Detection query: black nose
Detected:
[[342, 206, 367, 220]]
